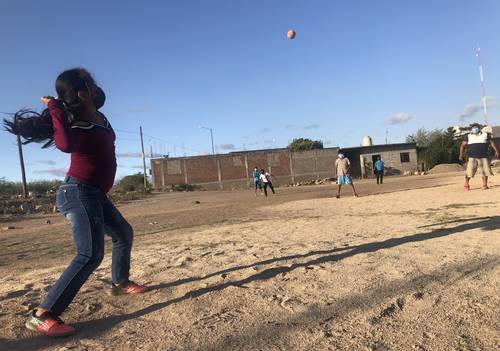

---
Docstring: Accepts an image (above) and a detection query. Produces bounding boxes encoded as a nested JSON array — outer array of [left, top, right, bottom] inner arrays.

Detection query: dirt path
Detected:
[[0, 172, 498, 350]]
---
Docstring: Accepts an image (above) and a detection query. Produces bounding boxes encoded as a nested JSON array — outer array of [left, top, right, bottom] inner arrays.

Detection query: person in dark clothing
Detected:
[[260, 169, 276, 196], [3, 68, 148, 337]]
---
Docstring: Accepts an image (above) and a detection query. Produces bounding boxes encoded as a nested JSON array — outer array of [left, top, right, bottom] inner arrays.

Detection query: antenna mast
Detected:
[[476, 47, 488, 125]]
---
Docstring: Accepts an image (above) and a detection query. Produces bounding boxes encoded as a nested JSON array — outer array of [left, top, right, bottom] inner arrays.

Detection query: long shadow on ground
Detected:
[[3, 216, 499, 351]]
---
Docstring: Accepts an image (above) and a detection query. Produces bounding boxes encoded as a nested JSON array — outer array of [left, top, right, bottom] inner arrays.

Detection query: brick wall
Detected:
[[151, 144, 419, 189], [151, 148, 339, 190]]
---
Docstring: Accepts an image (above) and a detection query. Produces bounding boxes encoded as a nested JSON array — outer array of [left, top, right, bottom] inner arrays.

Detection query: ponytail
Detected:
[[3, 109, 55, 148]]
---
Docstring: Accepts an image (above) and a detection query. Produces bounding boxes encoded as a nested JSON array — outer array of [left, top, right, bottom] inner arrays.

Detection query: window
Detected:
[[400, 152, 410, 163]]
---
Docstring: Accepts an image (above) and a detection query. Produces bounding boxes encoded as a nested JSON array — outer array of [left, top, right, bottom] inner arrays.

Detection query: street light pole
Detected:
[[199, 126, 215, 155]]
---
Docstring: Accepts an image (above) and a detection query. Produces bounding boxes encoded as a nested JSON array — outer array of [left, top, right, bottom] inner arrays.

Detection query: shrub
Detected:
[[0, 177, 62, 196], [165, 183, 203, 192], [116, 173, 151, 193]]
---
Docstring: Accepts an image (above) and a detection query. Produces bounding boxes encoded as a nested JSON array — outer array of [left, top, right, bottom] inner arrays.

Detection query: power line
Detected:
[[114, 127, 206, 155]]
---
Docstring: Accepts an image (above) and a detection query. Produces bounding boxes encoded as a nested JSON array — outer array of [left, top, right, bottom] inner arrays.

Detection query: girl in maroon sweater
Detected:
[[4, 68, 147, 337]]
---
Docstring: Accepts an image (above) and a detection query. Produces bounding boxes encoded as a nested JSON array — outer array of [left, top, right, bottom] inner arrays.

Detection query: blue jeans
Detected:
[[40, 177, 134, 315]]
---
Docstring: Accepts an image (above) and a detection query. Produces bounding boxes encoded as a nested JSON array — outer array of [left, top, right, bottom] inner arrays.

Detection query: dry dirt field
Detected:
[[0, 173, 499, 351]]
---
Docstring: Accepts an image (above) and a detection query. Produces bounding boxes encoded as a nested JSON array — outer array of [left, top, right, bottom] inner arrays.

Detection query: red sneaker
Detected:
[[110, 281, 149, 296], [25, 310, 75, 337]]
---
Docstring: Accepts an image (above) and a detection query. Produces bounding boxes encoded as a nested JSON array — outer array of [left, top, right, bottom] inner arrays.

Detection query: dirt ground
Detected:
[[0, 173, 498, 351]]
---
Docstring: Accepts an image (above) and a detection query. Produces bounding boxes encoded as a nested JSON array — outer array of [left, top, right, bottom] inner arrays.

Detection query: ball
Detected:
[[287, 30, 296, 40]]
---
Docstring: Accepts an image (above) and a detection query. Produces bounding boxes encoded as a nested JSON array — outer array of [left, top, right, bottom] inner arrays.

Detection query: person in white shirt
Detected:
[[459, 122, 499, 190], [259, 169, 276, 197], [335, 151, 358, 198]]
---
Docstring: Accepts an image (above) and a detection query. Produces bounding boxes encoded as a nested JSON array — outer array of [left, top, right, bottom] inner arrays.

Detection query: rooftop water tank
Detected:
[[362, 136, 373, 146]]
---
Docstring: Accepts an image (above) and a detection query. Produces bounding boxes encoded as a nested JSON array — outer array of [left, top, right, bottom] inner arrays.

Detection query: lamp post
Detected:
[[199, 125, 215, 155]]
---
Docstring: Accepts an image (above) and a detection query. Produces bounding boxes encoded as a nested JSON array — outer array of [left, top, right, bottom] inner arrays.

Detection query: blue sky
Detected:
[[1, 0, 500, 181]]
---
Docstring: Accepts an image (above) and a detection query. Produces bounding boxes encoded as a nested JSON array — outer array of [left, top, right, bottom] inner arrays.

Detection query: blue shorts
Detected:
[[337, 175, 352, 185]]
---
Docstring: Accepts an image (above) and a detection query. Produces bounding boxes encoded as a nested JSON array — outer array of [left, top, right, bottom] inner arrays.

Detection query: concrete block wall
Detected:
[[152, 147, 339, 190], [360, 148, 418, 177]]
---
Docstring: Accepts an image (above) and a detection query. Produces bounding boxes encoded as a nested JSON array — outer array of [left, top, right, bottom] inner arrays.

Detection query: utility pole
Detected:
[[17, 135, 28, 197], [139, 126, 148, 190]]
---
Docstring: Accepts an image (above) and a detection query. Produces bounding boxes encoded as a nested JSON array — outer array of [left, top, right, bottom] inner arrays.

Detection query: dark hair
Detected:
[[3, 109, 55, 148], [56, 68, 105, 112], [3, 68, 105, 148]]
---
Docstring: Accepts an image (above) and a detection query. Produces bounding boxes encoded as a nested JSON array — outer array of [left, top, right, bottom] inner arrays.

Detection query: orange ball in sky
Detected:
[[287, 30, 296, 40]]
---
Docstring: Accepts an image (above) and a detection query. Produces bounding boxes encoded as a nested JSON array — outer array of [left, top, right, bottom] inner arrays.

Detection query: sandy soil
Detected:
[[0, 173, 498, 351]]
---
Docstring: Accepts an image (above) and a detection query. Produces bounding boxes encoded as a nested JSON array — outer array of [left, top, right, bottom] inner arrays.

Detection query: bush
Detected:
[[0, 177, 62, 196], [26, 180, 62, 194], [169, 183, 203, 192], [406, 127, 462, 170], [116, 173, 151, 193], [0, 177, 20, 196]]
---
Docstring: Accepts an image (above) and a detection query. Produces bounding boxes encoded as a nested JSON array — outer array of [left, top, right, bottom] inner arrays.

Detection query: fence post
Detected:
[[315, 150, 320, 179], [244, 153, 249, 188], [216, 157, 223, 190], [289, 150, 295, 184], [183, 159, 188, 184], [161, 160, 166, 187]]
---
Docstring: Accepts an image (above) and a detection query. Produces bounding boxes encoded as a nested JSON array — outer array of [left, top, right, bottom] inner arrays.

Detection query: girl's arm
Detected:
[[45, 98, 75, 153]]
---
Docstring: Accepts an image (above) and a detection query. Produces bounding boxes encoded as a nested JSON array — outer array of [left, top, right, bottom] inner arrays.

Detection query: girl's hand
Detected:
[[40, 96, 55, 106]]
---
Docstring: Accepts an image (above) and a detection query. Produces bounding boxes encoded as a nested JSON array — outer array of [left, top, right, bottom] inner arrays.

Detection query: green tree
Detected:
[[287, 138, 323, 151], [406, 127, 462, 170]]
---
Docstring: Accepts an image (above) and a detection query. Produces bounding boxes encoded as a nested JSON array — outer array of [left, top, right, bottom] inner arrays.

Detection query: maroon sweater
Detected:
[[48, 99, 117, 193]]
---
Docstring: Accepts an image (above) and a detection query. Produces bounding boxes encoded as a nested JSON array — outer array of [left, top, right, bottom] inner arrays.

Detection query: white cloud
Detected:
[[285, 124, 298, 129], [303, 123, 320, 130], [33, 168, 67, 177], [36, 160, 57, 166], [385, 112, 412, 125], [116, 152, 163, 158], [116, 152, 142, 158], [260, 128, 270, 133], [459, 96, 497, 120], [219, 144, 235, 150]]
